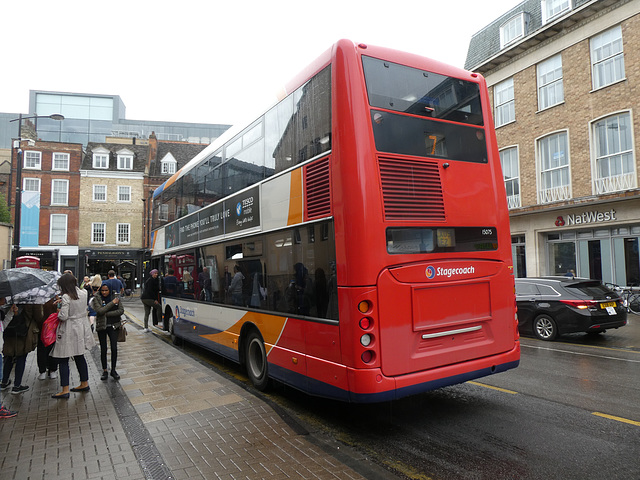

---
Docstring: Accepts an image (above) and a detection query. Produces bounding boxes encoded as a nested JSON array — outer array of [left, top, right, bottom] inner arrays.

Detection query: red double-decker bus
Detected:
[[150, 40, 520, 402]]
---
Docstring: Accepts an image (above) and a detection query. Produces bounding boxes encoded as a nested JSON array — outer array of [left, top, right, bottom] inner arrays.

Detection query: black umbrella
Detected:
[[0, 267, 50, 299], [5, 270, 61, 305]]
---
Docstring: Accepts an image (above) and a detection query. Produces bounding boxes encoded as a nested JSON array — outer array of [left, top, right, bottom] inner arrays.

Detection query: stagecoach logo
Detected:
[[426, 265, 475, 279], [175, 305, 196, 321], [425, 266, 436, 279]]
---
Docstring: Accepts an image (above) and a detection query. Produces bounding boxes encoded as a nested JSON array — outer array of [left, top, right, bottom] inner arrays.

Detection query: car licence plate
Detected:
[[600, 301, 617, 309]]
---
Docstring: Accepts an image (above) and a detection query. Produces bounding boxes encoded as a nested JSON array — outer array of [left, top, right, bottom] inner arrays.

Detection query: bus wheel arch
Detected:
[[164, 307, 181, 346], [241, 325, 269, 391]]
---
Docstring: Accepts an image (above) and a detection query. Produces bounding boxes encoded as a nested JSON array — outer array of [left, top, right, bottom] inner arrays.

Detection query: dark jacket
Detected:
[[90, 296, 124, 331], [141, 276, 160, 301], [2, 304, 43, 357]]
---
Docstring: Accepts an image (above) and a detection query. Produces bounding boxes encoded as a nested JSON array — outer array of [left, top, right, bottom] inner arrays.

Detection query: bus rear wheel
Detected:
[[245, 330, 269, 391]]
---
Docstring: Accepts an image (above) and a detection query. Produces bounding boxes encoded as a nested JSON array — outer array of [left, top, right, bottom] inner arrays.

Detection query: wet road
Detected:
[[130, 299, 639, 480], [267, 315, 640, 479]]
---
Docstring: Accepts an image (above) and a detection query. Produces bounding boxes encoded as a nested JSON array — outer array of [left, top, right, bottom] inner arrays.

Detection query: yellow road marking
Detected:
[[468, 381, 518, 395], [592, 412, 640, 427]]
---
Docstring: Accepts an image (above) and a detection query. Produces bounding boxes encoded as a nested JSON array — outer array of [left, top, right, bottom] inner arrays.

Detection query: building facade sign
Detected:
[[554, 209, 617, 227]]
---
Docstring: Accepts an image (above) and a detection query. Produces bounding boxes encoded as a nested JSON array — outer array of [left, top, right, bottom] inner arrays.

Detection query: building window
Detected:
[[93, 153, 109, 169], [23, 178, 41, 192], [51, 179, 69, 205], [158, 204, 169, 221], [92, 223, 106, 243], [500, 14, 525, 48], [494, 78, 515, 128], [591, 26, 625, 90], [542, 0, 570, 24], [117, 154, 133, 170], [52, 153, 70, 171], [592, 112, 635, 194], [537, 54, 564, 110], [116, 223, 130, 244], [24, 151, 42, 169], [93, 185, 107, 202], [118, 186, 131, 202], [161, 159, 177, 175], [538, 131, 570, 203], [50, 214, 67, 244], [500, 147, 520, 209]]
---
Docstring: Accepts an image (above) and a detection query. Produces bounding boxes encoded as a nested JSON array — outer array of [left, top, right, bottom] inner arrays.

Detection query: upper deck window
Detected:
[[362, 56, 483, 126]]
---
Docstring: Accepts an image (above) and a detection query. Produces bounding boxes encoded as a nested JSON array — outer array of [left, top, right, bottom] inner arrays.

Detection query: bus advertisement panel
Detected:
[[149, 40, 520, 402]]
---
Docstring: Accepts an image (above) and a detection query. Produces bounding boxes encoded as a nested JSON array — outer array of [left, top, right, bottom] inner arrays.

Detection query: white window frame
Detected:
[[494, 78, 515, 128], [161, 159, 177, 175], [93, 153, 109, 169], [537, 54, 564, 111], [93, 184, 107, 202], [499, 146, 521, 209], [50, 214, 68, 244], [92, 223, 106, 244], [23, 177, 41, 193], [537, 130, 571, 204], [117, 186, 131, 203], [117, 154, 133, 170], [500, 14, 525, 49], [116, 223, 131, 245], [542, 0, 571, 24], [24, 151, 42, 170], [591, 25, 625, 91], [591, 111, 636, 194], [51, 179, 69, 206], [52, 152, 70, 171]]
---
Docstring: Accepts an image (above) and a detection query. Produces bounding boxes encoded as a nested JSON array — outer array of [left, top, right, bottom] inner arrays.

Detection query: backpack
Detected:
[[41, 313, 60, 347]]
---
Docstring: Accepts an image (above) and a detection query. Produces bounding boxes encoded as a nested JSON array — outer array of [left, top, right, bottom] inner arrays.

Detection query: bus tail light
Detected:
[[359, 317, 372, 330], [358, 300, 371, 313], [361, 350, 375, 364], [360, 334, 372, 347]]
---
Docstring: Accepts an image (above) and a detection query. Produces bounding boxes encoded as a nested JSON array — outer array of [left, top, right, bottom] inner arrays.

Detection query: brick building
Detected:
[[466, 0, 640, 285], [9, 139, 83, 271]]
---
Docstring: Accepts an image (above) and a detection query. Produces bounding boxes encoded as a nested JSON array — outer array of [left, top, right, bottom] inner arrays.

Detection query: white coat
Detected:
[[52, 287, 95, 358]]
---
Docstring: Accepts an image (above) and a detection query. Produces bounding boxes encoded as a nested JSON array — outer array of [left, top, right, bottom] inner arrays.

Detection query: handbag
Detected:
[[41, 313, 59, 347], [117, 324, 127, 342]]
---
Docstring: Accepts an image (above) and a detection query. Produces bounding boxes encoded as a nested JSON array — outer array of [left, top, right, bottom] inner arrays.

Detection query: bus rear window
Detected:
[[371, 110, 488, 163], [387, 227, 498, 254], [362, 56, 484, 126]]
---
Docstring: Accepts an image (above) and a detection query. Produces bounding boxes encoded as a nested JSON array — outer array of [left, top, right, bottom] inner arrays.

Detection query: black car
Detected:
[[515, 277, 627, 341]]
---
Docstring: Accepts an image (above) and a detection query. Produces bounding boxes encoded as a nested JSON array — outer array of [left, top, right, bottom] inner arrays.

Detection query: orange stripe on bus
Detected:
[[288, 169, 303, 225], [201, 311, 288, 355]]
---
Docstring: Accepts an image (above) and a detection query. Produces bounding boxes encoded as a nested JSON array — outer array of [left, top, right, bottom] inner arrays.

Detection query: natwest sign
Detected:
[[555, 209, 616, 227]]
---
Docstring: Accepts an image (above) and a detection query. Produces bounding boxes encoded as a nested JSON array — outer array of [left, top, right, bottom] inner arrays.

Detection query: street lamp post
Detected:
[[10, 113, 65, 267]]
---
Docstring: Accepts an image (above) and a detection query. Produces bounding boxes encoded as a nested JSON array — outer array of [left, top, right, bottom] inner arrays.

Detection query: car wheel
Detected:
[[245, 330, 269, 391], [533, 314, 558, 341]]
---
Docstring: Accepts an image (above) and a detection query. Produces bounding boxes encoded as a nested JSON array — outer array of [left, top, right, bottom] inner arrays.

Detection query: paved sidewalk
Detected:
[[0, 302, 383, 480]]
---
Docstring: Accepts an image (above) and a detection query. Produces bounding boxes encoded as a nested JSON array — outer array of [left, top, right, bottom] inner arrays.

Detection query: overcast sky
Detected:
[[1, 0, 522, 127]]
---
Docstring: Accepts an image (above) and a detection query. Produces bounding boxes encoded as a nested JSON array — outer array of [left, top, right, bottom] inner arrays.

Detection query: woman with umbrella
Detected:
[[51, 273, 95, 399]]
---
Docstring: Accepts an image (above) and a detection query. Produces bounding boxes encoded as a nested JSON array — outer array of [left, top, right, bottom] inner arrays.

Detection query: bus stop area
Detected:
[[0, 300, 386, 480]]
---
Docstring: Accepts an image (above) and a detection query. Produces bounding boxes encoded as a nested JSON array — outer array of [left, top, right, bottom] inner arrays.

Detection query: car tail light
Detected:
[[560, 299, 599, 309]]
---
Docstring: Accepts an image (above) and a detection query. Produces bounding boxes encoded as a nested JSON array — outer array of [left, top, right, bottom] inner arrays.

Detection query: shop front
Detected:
[[80, 248, 144, 292], [510, 198, 640, 286]]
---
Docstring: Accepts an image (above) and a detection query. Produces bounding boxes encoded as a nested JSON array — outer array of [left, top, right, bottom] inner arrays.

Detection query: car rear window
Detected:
[[565, 282, 613, 297]]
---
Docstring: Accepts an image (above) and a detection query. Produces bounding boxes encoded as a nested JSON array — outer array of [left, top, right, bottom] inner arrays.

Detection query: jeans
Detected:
[[2, 354, 27, 387], [97, 327, 119, 372], [58, 355, 89, 387], [37, 338, 58, 374]]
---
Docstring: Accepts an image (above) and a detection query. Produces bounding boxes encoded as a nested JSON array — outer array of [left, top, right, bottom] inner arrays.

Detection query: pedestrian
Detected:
[[230, 265, 244, 306], [141, 269, 162, 332], [1, 301, 42, 395], [103, 270, 124, 297], [0, 299, 17, 418], [51, 273, 95, 399], [37, 298, 59, 380], [90, 282, 124, 381]]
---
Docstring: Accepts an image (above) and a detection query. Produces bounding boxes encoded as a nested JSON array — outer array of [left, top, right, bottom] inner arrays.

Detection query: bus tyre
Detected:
[[169, 316, 181, 346], [245, 331, 269, 391], [533, 314, 557, 341]]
